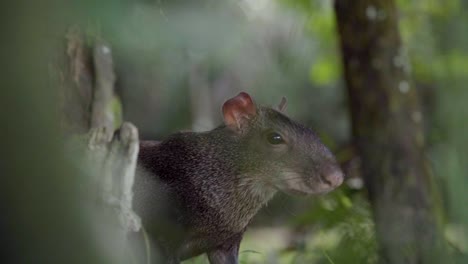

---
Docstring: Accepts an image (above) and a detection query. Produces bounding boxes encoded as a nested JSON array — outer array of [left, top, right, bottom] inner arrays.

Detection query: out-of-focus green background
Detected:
[[1, 0, 466, 263]]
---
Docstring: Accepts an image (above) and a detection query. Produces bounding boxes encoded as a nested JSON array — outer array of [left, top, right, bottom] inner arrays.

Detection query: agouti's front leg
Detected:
[[207, 234, 242, 264], [207, 248, 238, 264]]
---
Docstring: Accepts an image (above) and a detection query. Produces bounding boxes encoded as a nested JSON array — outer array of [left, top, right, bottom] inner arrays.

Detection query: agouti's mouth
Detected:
[[280, 187, 312, 196], [274, 169, 344, 196]]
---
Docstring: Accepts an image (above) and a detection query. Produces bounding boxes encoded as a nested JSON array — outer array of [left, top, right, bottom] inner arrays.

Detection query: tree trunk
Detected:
[[334, 1, 445, 263], [63, 30, 142, 263]]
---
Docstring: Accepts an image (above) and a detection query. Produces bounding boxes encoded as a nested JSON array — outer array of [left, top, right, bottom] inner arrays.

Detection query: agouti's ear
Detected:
[[277, 96, 287, 112], [222, 92, 257, 131]]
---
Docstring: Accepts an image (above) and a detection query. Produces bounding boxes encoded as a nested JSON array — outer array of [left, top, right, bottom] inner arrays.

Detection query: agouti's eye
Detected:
[[266, 132, 285, 145]]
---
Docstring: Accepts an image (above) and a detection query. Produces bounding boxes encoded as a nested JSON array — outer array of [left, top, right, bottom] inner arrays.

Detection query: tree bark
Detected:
[[334, 1, 444, 263]]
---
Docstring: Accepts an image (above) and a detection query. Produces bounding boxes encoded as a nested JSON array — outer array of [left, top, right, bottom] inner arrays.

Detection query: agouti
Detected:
[[133, 92, 344, 264]]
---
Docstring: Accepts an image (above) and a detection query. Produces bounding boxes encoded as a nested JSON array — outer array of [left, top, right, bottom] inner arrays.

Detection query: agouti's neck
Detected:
[[201, 169, 277, 232]]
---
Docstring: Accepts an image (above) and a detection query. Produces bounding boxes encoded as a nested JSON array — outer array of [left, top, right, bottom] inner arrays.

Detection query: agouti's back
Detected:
[[133, 92, 344, 264]]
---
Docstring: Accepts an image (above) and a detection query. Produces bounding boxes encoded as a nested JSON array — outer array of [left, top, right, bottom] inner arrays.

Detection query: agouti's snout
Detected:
[[320, 163, 344, 188]]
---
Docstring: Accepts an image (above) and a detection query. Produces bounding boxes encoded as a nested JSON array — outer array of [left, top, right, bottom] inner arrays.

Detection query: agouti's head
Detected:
[[222, 92, 344, 195]]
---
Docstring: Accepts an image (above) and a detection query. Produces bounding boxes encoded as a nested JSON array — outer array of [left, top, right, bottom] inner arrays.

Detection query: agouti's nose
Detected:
[[320, 166, 344, 188]]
